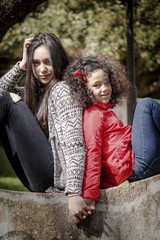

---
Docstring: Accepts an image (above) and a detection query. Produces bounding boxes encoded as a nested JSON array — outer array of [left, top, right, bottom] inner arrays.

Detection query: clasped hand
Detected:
[[68, 195, 95, 223]]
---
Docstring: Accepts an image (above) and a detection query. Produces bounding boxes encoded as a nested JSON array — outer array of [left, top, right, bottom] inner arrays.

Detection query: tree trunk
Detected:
[[0, 0, 47, 42]]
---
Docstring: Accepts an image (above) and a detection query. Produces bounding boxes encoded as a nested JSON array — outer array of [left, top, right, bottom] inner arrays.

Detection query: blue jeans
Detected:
[[129, 98, 160, 181]]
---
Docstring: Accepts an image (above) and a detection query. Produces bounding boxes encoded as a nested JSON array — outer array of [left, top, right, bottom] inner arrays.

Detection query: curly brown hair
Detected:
[[63, 55, 130, 108]]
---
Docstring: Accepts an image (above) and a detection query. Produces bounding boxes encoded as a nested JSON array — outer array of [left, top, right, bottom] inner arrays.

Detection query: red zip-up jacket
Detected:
[[82, 103, 134, 201]]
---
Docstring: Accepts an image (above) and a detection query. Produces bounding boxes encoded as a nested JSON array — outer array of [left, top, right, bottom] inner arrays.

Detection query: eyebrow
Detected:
[[32, 58, 50, 61], [92, 79, 102, 83]]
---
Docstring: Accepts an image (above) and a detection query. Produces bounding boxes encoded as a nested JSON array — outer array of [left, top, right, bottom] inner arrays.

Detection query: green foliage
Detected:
[[0, 177, 29, 191], [0, 0, 127, 59], [0, 0, 159, 97], [0, 145, 16, 177], [133, 0, 160, 71]]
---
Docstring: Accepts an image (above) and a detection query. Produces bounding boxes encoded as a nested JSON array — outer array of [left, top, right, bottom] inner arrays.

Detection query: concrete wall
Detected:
[[0, 174, 160, 240]]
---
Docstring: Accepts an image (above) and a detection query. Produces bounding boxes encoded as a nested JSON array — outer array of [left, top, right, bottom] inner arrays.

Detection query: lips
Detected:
[[40, 75, 50, 79], [101, 94, 109, 98]]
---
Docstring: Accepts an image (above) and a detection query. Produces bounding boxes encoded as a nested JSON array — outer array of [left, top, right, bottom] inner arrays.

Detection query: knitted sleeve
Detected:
[[0, 62, 26, 98], [49, 82, 87, 195]]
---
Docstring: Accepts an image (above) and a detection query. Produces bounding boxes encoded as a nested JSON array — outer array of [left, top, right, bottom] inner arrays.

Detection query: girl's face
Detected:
[[87, 69, 112, 104], [32, 45, 55, 86]]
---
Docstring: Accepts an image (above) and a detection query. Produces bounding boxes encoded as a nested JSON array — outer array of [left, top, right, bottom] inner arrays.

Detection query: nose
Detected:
[[39, 63, 47, 72], [101, 84, 108, 92]]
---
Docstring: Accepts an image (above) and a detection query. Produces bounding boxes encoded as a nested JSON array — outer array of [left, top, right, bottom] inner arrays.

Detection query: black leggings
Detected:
[[0, 93, 54, 192]]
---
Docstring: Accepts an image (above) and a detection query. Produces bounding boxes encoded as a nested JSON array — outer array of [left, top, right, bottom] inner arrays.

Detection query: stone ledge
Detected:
[[0, 174, 160, 240]]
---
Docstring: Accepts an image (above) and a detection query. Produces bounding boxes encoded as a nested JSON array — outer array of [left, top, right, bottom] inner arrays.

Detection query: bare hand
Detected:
[[84, 198, 96, 208], [68, 195, 95, 223], [19, 37, 34, 69]]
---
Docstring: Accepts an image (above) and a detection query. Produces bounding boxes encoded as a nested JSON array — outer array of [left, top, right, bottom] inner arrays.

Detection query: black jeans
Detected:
[[0, 93, 54, 192]]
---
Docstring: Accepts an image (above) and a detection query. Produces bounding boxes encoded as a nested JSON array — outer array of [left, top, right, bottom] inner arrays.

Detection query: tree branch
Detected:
[[0, 0, 47, 42]]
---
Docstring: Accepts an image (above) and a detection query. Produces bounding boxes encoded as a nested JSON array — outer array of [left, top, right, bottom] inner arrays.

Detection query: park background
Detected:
[[0, 0, 159, 191]]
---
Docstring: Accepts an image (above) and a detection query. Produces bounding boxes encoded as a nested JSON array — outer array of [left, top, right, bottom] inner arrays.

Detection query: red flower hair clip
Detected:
[[73, 69, 87, 82]]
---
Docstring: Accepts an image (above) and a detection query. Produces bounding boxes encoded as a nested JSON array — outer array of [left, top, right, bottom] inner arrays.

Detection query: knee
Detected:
[[138, 97, 152, 104], [137, 97, 153, 108], [138, 97, 158, 106], [9, 93, 21, 102], [136, 98, 159, 113]]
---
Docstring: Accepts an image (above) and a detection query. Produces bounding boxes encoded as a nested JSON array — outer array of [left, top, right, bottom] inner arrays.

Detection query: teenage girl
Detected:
[[0, 33, 94, 223]]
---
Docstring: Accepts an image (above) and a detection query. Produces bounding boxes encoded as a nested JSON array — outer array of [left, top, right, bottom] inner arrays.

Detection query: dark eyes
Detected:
[[45, 60, 51, 65], [93, 84, 101, 88], [33, 61, 39, 65], [32, 60, 51, 65]]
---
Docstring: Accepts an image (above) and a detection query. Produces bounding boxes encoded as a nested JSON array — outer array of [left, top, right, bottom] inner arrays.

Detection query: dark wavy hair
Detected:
[[63, 55, 130, 108], [24, 32, 69, 135]]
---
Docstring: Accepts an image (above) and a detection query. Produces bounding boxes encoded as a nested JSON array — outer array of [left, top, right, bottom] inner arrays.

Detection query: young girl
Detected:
[[63, 55, 160, 206], [0, 33, 94, 224]]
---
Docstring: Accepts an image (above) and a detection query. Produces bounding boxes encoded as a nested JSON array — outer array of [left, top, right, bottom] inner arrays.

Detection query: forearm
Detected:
[[62, 101, 86, 195], [0, 62, 26, 96], [63, 109, 86, 195], [82, 156, 101, 202]]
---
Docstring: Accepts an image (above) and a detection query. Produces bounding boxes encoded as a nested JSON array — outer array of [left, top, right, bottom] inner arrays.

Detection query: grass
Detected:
[[0, 177, 29, 192], [0, 145, 17, 177], [120, 180, 129, 186], [0, 145, 29, 192]]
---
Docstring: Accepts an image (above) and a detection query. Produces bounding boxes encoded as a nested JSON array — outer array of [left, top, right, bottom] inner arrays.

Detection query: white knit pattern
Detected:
[[0, 62, 26, 97], [48, 82, 86, 195]]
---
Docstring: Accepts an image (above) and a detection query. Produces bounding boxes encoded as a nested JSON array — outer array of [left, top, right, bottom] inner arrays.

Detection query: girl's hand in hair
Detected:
[[19, 37, 34, 70], [68, 195, 95, 223]]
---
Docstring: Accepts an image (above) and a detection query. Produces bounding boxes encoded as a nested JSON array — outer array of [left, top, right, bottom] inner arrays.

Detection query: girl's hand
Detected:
[[68, 195, 95, 223], [19, 37, 34, 70], [84, 198, 96, 208]]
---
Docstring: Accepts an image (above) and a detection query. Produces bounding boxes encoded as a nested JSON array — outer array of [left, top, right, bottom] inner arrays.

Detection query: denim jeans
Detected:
[[129, 98, 160, 181], [0, 93, 54, 192]]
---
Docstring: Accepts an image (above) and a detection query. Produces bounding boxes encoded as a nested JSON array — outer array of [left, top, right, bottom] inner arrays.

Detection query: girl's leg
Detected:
[[130, 97, 160, 181], [1, 127, 31, 190], [0, 93, 54, 192]]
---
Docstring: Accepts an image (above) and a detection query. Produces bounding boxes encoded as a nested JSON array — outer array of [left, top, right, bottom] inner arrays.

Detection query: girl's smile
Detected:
[[32, 45, 55, 86], [87, 69, 112, 104]]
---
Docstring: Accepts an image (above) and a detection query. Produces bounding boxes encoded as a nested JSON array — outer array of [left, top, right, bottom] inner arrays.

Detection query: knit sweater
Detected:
[[0, 63, 86, 195]]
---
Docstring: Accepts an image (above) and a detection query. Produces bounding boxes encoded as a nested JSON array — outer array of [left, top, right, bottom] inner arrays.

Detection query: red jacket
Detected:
[[82, 103, 134, 201]]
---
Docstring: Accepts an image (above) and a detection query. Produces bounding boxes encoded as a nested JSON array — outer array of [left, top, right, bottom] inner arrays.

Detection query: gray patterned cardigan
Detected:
[[0, 63, 86, 195]]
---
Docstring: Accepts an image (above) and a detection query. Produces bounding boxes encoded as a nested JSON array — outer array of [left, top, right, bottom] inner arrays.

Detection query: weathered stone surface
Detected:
[[0, 174, 160, 240]]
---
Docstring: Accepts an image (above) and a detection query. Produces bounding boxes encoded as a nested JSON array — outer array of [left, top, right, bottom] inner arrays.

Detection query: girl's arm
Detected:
[[49, 82, 94, 223], [0, 62, 26, 97], [50, 82, 86, 195], [0, 37, 33, 98], [82, 107, 103, 202]]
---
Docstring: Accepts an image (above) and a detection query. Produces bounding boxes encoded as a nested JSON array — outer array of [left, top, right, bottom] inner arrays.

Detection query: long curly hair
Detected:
[[63, 55, 130, 108]]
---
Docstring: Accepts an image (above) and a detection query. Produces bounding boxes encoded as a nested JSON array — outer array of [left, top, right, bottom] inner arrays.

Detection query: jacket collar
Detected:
[[95, 102, 113, 110]]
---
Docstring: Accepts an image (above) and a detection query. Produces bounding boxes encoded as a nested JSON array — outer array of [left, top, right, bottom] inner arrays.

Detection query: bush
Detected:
[[0, 177, 29, 192]]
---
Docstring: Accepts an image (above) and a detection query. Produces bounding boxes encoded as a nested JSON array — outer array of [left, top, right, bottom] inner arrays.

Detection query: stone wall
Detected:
[[0, 174, 160, 240]]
